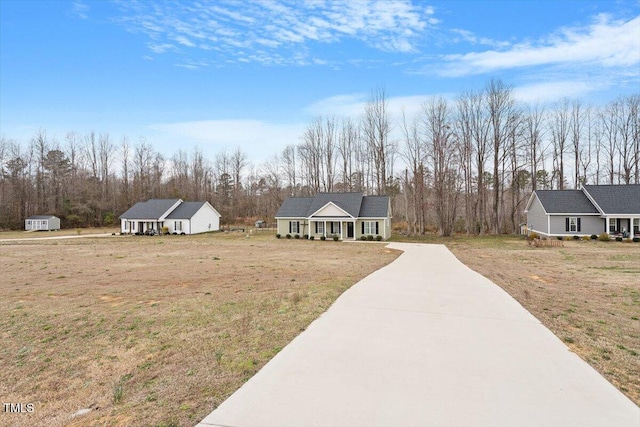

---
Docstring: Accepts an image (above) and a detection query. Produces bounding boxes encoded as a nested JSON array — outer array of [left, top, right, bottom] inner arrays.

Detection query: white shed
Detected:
[[25, 215, 61, 231]]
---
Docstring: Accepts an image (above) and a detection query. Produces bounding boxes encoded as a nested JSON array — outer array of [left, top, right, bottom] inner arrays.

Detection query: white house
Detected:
[[25, 215, 60, 231], [119, 199, 221, 235]]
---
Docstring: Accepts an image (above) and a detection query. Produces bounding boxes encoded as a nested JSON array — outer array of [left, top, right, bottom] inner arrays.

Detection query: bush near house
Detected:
[[598, 233, 610, 241]]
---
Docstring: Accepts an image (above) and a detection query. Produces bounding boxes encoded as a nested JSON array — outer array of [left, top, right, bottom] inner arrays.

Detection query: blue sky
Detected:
[[1, 0, 639, 163]]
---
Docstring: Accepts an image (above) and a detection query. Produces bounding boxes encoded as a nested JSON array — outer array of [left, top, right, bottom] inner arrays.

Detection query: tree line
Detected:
[[1, 79, 638, 234]]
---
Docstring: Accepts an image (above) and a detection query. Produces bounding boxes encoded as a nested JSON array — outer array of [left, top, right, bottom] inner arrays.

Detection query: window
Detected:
[[330, 222, 341, 234], [316, 222, 324, 234], [566, 217, 580, 233], [290, 221, 299, 234], [609, 221, 616, 233], [175, 221, 182, 231], [634, 219, 639, 234], [27, 220, 31, 226], [363, 221, 378, 235]]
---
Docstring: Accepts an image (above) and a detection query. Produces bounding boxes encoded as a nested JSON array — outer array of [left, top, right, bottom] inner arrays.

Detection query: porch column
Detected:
[[630, 217, 634, 237], [606, 217, 610, 234], [324, 220, 327, 238], [341, 221, 344, 240]]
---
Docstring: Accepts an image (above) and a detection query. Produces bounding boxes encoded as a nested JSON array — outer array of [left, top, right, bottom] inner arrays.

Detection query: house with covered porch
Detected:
[[275, 192, 391, 240], [524, 184, 640, 238], [119, 199, 221, 235]]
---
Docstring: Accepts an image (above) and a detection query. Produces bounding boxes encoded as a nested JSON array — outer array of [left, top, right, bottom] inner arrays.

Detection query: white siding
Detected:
[[311, 203, 349, 218], [187, 203, 220, 234]]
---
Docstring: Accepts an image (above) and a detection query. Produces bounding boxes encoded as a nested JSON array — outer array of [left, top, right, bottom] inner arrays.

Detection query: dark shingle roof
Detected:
[[275, 193, 390, 218], [119, 199, 181, 219], [583, 185, 640, 214], [165, 201, 207, 219], [307, 192, 364, 217], [275, 197, 314, 217], [535, 190, 599, 214], [359, 195, 390, 217], [27, 215, 57, 219]]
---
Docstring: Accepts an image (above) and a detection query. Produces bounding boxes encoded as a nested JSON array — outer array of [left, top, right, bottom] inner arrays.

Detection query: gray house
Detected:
[[275, 192, 392, 240], [25, 215, 60, 231], [119, 199, 221, 235], [525, 184, 640, 237]]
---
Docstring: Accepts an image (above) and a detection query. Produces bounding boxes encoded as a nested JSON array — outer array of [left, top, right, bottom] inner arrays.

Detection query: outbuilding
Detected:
[[25, 215, 61, 231]]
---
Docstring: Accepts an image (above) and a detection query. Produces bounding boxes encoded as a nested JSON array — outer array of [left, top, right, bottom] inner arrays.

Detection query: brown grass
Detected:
[[440, 235, 639, 405], [0, 232, 399, 426]]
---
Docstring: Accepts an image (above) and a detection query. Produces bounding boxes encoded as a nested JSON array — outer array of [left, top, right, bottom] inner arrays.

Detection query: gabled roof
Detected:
[[308, 193, 363, 217], [165, 201, 221, 219], [533, 190, 599, 214], [27, 215, 58, 220], [583, 185, 640, 215], [275, 193, 390, 218], [275, 197, 315, 217], [119, 199, 182, 219], [359, 195, 390, 217]]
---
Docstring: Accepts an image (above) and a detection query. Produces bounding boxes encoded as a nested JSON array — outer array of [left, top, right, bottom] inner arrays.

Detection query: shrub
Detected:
[[590, 234, 598, 240], [332, 235, 339, 241], [376, 235, 383, 241], [633, 237, 640, 243], [598, 233, 610, 242], [320, 236, 326, 241], [615, 236, 623, 242], [294, 234, 300, 239], [303, 234, 309, 239], [572, 235, 580, 240], [564, 236, 572, 241], [581, 235, 590, 241], [161, 226, 169, 235], [286, 234, 292, 239], [309, 235, 315, 240], [529, 232, 539, 240], [367, 235, 374, 241], [556, 236, 563, 241], [276, 233, 281, 239], [360, 236, 367, 241]]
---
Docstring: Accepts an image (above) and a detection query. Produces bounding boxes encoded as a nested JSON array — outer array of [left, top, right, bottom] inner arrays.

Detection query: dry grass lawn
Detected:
[[443, 236, 639, 406], [1, 232, 399, 426]]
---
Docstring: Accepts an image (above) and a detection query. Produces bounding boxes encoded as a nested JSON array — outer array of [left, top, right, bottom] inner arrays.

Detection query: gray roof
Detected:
[[275, 193, 389, 218], [359, 195, 390, 217], [275, 197, 314, 217], [583, 184, 640, 214], [27, 215, 58, 219], [535, 190, 599, 214], [308, 192, 364, 217], [119, 199, 181, 219], [165, 201, 207, 219]]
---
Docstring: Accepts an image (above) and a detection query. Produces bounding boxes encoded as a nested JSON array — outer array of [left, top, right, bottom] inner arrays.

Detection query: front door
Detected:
[[347, 222, 354, 238]]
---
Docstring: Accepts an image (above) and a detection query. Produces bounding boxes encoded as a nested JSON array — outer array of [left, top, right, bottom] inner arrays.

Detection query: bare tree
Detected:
[[362, 87, 393, 195], [423, 97, 460, 236], [549, 99, 570, 189]]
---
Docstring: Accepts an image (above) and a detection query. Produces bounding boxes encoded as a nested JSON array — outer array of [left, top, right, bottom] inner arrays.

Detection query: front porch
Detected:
[[308, 219, 356, 240], [606, 217, 640, 238]]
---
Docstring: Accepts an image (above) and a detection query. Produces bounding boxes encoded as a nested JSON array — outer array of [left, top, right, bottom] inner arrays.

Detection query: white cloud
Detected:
[[512, 80, 598, 104], [115, 0, 438, 66], [71, 1, 89, 19], [147, 119, 306, 162], [439, 14, 640, 77]]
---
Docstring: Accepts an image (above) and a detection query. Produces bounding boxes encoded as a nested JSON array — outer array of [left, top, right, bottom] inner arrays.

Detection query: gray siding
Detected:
[[526, 196, 549, 235], [549, 215, 603, 236]]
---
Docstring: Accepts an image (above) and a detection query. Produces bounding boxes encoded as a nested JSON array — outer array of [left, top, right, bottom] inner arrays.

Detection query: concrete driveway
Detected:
[[196, 243, 640, 427]]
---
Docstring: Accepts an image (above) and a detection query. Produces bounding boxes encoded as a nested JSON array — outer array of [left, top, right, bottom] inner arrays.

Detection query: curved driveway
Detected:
[[197, 243, 639, 427]]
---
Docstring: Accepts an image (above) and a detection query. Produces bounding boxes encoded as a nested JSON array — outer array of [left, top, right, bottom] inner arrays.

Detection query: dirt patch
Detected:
[[0, 232, 399, 426]]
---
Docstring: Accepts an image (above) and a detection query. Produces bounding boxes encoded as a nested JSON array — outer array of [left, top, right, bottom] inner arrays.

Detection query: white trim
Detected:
[[581, 187, 606, 215], [308, 201, 354, 219]]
